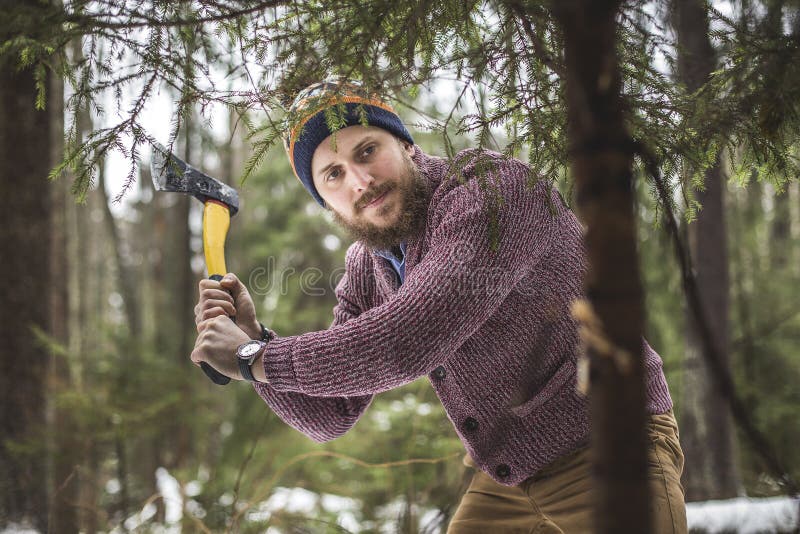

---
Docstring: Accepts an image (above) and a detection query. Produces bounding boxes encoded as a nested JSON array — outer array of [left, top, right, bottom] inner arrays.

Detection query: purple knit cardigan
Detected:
[[254, 147, 673, 486]]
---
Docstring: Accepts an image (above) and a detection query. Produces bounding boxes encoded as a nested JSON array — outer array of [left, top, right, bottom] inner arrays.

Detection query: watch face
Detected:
[[239, 341, 262, 358]]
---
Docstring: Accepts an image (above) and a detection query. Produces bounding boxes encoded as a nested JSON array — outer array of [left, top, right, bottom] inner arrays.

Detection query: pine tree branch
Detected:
[[504, 0, 565, 78], [62, 0, 289, 31]]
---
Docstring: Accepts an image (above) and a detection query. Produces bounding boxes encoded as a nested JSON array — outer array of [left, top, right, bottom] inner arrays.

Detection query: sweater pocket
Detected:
[[509, 360, 575, 418]]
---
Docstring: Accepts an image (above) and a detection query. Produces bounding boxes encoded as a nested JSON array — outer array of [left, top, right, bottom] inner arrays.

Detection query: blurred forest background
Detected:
[[2, 0, 800, 532]]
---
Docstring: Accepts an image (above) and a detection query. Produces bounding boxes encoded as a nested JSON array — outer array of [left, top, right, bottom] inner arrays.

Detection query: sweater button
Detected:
[[431, 366, 446, 380], [495, 464, 511, 478], [463, 417, 479, 432]]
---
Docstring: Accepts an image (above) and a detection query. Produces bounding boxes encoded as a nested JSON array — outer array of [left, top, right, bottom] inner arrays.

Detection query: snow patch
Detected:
[[686, 496, 799, 533], [247, 486, 363, 530], [0, 523, 40, 534], [155, 467, 183, 524]]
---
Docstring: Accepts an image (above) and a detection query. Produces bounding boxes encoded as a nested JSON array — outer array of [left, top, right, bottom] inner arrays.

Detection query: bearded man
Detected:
[[191, 80, 687, 533]]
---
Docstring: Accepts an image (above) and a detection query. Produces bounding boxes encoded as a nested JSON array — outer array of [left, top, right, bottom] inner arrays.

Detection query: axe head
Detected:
[[150, 142, 239, 215]]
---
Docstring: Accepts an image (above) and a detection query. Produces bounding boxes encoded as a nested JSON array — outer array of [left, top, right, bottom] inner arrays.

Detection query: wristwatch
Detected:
[[236, 340, 267, 383]]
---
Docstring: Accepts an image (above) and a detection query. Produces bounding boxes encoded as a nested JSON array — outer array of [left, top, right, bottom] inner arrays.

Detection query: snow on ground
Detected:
[[247, 486, 362, 532], [155, 467, 183, 525], [0, 525, 38, 534], [3, 482, 798, 533], [374, 496, 441, 533], [686, 496, 799, 533]]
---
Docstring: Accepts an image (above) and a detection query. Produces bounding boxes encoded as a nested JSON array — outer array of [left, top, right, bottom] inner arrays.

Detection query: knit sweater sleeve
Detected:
[[260, 153, 566, 397], [251, 244, 374, 442]]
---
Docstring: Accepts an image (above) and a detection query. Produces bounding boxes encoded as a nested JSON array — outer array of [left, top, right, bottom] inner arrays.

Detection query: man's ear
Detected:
[[395, 135, 413, 155]]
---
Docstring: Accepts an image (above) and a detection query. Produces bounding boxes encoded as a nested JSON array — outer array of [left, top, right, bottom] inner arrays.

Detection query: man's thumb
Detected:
[[222, 273, 250, 301], [221, 273, 241, 291]]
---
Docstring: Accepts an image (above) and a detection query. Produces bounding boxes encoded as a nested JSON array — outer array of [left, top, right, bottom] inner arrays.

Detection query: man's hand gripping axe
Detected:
[[150, 143, 239, 386]]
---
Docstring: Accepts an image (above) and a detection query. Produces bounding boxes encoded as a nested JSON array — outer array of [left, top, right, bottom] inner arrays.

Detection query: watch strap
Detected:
[[259, 322, 274, 342], [239, 354, 258, 383]]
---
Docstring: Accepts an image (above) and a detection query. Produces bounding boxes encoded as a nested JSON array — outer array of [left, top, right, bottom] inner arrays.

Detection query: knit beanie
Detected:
[[284, 79, 414, 207]]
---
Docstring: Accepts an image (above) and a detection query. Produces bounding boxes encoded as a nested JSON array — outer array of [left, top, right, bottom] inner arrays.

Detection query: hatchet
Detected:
[[150, 142, 239, 386]]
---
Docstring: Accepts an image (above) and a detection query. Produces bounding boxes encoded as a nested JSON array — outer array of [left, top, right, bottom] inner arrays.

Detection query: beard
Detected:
[[331, 155, 431, 251]]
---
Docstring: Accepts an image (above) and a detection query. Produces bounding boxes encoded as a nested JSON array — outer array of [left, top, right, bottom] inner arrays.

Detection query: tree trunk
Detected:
[[47, 39, 82, 533], [178, 121, 197, 373], [153, 135, 194, 378], [680, 162, 740, 500], [97, 163, 142, 343], [67, 45, 102, 530], [761, 0, 792, 273], [672, 0, 742, 500], [552, 1, 651, 532], [173, 119, 198, 470], [0, 3, 52, 526], [770, 187, 790, 271], [730, 181, 759, 408]]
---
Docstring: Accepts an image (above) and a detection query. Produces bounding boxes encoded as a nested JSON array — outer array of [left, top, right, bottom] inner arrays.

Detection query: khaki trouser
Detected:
[[448, 412, 687, 533]]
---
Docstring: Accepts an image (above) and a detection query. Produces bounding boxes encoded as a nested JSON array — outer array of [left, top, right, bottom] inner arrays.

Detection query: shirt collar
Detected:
[[374, 241, 406, 263]]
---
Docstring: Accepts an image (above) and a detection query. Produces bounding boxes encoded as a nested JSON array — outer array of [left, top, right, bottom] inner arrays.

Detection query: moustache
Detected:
[[355, 183, 394, 211]]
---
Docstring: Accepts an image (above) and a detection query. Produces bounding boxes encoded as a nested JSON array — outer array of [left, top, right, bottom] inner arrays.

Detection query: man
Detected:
[[191, 80, 687, 532]]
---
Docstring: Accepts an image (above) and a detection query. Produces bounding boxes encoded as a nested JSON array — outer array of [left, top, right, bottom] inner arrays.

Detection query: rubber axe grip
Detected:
[[199, 274, 233, 386]]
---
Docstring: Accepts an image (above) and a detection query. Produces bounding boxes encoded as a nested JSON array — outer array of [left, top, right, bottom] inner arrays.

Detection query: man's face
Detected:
[[311, 125, 430, 249]]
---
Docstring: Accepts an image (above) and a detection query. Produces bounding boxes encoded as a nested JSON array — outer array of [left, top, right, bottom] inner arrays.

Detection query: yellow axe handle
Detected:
[[203, 200, 231, 277], [201, 199, 233, 385]]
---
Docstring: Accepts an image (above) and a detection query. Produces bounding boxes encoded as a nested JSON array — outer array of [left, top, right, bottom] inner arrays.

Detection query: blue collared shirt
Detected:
[[374, 242, 407, 285]]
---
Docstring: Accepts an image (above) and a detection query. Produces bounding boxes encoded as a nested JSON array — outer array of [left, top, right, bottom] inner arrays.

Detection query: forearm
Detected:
[[260, 263, 524, 396], [253, 381, 372, 442], [252, 352, 268, 382]]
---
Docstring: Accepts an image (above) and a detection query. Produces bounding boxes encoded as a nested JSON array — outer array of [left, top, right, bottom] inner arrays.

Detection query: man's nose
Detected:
[[349, 164, 374, 191]]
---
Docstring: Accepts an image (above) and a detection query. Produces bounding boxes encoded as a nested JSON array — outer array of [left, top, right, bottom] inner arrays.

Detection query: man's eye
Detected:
[[361, 145, 375, 158], [327, 168, 341, 181]]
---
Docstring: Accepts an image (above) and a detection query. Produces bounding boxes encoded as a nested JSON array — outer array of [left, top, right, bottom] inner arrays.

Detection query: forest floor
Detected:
[[1, 487, 798, 533]]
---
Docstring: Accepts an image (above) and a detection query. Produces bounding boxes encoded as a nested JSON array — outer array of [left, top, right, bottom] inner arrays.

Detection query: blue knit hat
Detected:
[[284, 80, 414, 207]]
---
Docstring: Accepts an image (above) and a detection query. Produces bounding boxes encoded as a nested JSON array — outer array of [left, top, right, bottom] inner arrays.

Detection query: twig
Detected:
[[730, 308, 800, 354], [506, 0, 565, 78], [47, 466, 78, 534], [62, 1, 289, 31]]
